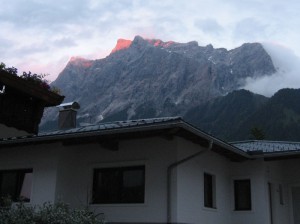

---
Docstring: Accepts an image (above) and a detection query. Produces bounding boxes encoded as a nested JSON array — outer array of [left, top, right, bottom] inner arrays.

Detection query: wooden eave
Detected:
[[0, 70, 64, 107]]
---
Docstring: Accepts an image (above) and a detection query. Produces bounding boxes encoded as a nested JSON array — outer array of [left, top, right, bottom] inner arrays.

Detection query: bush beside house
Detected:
[[0, 201, 104, 224]]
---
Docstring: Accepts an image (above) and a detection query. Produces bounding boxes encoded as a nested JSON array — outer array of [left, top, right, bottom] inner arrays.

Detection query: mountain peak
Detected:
[[111, 38, 132, 54], [146, 38, 176, 48], [68, 57, 92, 68]]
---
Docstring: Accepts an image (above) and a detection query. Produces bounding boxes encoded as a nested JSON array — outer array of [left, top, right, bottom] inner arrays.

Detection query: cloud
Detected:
[[233, 18, 268, 42], [0, 37, 14, 55], [1, 0, 300, 82], [53, 38, 77, 48], [242, 43, 300, 96], [195, 18, 224, 36]]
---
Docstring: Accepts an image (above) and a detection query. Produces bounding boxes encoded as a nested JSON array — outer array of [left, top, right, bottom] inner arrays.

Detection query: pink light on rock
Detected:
[[69, 57, 93, 68], [111, 39, 132, 54]]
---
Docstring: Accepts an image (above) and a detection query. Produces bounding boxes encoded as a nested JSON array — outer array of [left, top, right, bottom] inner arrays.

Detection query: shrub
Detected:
[[0, 62, 61, 94], [0, 202, 104, 224]]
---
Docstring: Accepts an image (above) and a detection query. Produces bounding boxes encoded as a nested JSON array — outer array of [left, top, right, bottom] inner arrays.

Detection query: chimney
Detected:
[[56, 102, 80, 130]]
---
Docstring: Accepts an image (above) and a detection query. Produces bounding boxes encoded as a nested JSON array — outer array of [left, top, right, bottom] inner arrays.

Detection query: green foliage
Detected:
[[0, 62, 18, 76], [0, 202, 104, 224], [49, 86, 61, 95], [0, 62, 61, 95], [0, 195, 13, 208], [21, 72, 51, 90], [250, 127, 265, 140]]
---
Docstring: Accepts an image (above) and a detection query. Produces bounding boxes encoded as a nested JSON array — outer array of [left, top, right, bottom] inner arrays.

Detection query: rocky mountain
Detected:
[[40, 36, 276, 132]]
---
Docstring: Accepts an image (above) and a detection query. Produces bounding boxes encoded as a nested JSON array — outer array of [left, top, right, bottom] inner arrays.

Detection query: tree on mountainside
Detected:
[[250, 127, 265, 140]]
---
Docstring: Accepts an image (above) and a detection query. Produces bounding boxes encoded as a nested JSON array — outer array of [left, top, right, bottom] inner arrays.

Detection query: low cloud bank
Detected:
[[242, 43, 300, 97]]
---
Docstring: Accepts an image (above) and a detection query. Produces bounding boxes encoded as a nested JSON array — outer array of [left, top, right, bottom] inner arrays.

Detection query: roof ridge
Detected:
[[95, 116, 182, 125]]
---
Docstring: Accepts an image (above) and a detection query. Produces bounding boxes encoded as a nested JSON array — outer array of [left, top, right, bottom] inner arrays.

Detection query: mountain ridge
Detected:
[[41, 36, 277, 139]]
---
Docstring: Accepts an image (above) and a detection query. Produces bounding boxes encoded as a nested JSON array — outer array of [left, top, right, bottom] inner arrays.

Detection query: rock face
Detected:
[[41, 36, 276, 130]]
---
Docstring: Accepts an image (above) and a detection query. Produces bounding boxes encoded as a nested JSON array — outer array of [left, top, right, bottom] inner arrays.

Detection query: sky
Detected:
[[1, 0, 300, 96]]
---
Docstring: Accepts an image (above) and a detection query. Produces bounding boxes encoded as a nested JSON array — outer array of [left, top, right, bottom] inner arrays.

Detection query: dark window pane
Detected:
[[279, 184, 284, 205], [234, 179, 251, 210], [93, 166, 145, 204], [0, 172, 18, 199], [204, 173, 216, 208], [0, 169, 33, 202], [204, 173, 213, 208]]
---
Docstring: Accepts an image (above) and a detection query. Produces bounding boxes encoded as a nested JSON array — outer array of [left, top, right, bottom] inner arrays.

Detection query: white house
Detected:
[[0, 115, 300, 224]]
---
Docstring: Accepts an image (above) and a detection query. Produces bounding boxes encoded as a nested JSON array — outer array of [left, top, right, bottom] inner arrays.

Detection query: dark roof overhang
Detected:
[[0, 117, 250, 162], [0, 70, 64, 107], [0, 70, 64, 134]]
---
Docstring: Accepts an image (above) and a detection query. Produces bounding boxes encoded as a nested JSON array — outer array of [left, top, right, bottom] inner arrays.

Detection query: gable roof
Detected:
[[0, 117, 249, 162], [1, 116, 300, 161], [232, 140, 300, 160]]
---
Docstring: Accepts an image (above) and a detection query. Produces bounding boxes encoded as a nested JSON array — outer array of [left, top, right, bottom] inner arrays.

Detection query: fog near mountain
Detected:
[[242, 43, 300, 96]]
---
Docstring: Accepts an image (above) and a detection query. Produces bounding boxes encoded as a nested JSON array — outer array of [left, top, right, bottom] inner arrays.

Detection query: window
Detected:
[[92, 165, 145, 204], [0, 169, 33, 202], [234, 179, 252, 211], [204, 173, 216, 208], [279, 184, 284, 205]]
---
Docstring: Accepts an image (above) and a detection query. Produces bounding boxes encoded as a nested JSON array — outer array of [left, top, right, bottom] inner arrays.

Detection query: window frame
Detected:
[[279, 184, 284, 205], [0, 168, 33, 203], [233, 179, 252, 211], [203, 172, 217, 209], [92, 165, 146, 205]]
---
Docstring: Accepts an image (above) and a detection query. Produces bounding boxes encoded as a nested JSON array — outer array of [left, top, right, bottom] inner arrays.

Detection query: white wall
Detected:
[[175, 137, 231, 224], [0, 143, 59, 205], [230, 159, 270, 224], [0, 123, 30, 138], [279, 159, 300, 224], [2, 136, 300, 224], [55, 137, 178, 223], [264, 160, 290, 224]]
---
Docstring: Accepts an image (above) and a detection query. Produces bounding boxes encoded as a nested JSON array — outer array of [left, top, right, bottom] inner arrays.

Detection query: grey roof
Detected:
[[0, 116, 250, 161], [0, 117, 183, 142], [39, 117, 181, 137], [2, 116, 300, 160], [232, 140, 300, 154]]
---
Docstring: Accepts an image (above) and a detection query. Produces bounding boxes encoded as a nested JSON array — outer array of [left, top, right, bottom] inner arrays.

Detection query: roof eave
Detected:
[[176, 122, 251, 161], [0, 70, 64, 106], [250, 151, 300, 160]]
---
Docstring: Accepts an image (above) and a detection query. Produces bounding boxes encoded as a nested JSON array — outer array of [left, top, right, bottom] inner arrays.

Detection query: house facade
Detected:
[[0, 117, 299, 224]]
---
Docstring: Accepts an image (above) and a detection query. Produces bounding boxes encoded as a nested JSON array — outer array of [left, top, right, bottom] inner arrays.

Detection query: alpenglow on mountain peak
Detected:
[[110, 35, 203, 54], [42, 36, 276, 132]]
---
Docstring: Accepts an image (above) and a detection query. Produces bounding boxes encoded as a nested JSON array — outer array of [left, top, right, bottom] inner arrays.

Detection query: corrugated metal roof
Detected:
[[2, 116, 300, 159], [38, 117, 181, 136], [38, 117, 181, 137], [232, 140, 300, 153], [5, 116, 248, 161]]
